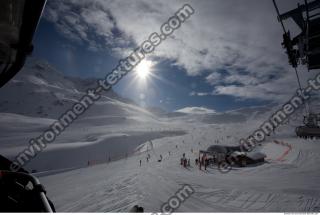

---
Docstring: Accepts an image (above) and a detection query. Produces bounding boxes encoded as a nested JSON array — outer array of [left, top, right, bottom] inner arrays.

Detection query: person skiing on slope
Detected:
[[204, 158, 208, 170], [200, 154, 206, 170]]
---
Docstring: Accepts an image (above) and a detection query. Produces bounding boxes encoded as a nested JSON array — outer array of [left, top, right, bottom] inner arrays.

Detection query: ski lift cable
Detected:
[[303, 0, 312, 114], [272, 0, 302, 91], [305, 0, 310, 23], [272, 0, 304, 90], [294, 66, 310, 114], [304, 0, 310, 73], [294, 67, 303, 92], [272, 0, 310, 115], [272, 0, 287, 33]]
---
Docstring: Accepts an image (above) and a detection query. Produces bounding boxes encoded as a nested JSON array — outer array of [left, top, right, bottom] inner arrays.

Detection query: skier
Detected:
[[200, 154, 206, 170], [204, 158, 208, 170], [139, 160, 142, 166], [146, 157, 149, 162]]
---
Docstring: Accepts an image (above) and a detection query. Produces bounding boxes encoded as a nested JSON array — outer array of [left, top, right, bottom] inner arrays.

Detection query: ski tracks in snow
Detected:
[[189, 185, 320, 212]]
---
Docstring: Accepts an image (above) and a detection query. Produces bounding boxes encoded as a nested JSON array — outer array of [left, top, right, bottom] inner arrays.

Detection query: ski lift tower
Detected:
[[273, 0, 320, 138], [274, 0, 320, 70]]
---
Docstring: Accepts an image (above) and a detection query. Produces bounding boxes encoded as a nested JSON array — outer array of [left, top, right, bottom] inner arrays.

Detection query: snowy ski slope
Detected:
[[0, 60, 319, 212]]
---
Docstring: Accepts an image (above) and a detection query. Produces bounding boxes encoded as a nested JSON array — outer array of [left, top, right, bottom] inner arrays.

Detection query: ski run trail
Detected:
[[40, 123, 320, 212]]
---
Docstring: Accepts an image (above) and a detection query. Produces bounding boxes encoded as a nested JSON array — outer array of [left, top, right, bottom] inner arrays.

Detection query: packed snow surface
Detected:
[[39, 125, 320, 212]]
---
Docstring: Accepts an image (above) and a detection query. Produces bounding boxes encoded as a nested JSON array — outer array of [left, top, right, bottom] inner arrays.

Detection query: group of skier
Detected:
[[197, 154, 209, 170], [140, 153, 165, 166], [179, 151, 210, 171], [180, 153, 191, 168], [140, 153, 151, 166], [138, 139, 210, 171]]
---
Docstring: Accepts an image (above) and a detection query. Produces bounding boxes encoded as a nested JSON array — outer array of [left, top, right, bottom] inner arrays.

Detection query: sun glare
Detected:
[[135, 60, 153, 79]]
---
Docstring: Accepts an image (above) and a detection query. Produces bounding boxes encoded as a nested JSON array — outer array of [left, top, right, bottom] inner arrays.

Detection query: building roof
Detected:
[[246, 152, 266, 160], [207, 145, 241, 154]]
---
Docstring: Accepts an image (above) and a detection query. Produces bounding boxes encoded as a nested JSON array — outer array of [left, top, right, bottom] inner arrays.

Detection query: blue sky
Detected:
[[31, 0, 314, 112]]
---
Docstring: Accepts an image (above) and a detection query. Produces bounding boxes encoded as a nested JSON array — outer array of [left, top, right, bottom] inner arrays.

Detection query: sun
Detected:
[[135, 60, 153, 79]]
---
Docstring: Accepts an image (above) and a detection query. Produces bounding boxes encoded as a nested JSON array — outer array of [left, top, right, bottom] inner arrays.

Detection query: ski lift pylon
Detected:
[[273, 0, 320, 139]]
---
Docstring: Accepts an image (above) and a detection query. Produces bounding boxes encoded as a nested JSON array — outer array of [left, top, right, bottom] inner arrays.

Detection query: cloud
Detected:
[[43, 0, 319, 103], [175, 106, 216, 114], [44, 0, 290, 68], [206, 72, 222, 85], [43, 0, 131, 52], [189, 91, 213, 97]]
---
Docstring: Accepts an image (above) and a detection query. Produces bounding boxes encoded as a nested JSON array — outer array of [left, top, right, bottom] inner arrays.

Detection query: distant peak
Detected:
[[175, 106, 217, 115]]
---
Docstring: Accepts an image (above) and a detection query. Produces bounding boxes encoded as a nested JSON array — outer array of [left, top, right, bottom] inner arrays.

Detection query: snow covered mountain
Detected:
[[1, 60, 319, 212], [0, 59, 151, 119], [0, 59, 186, 171], [0, 58, 286, 125], [170, 105, 279, 125]]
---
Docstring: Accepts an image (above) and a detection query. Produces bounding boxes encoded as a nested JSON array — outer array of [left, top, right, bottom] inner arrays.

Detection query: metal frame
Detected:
[[0, 170, 53, 212], [273, 0, 320, 70], [0, 0, 46, 88]]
